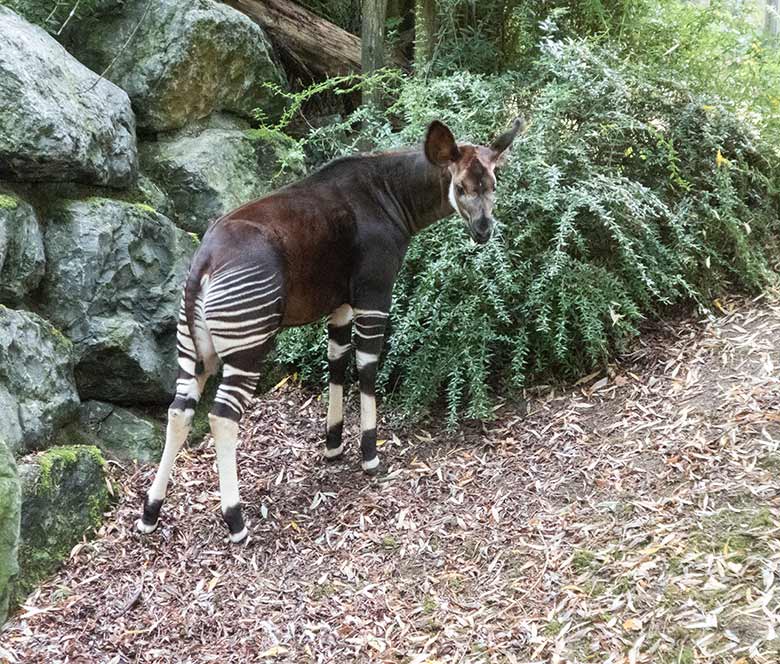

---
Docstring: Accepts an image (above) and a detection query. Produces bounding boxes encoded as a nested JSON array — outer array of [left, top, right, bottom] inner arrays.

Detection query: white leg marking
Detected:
[[147, 408, 193, 502], [229, 526, 249, 543], [362, 456, 380, 472], [329, 303, 353, 326], [355, 350, 379, 371], [327, 341, 351, 360], [135, 519, 158, 534], [209, 414, 241, 513], [360, 392, 376, 433], [327, 383, 343, 431], [324, 443, 344, 459]]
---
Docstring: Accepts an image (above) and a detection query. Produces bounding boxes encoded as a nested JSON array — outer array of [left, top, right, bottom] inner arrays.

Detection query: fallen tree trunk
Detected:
[[223, 0, 404, 76]]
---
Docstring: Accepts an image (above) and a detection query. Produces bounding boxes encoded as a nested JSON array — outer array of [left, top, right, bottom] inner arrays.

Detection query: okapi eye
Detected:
[[456, 185, 465, 196]]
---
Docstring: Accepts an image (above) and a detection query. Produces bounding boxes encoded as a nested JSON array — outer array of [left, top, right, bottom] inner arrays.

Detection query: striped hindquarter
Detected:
[[138, 264, 283, 543]]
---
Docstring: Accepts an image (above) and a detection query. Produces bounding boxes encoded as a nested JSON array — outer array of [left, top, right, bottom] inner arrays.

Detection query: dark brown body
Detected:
[[186, 151, 452, 331]]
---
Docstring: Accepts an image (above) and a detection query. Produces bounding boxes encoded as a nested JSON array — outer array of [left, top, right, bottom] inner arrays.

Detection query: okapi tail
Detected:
[[182, 250, 211, 360]]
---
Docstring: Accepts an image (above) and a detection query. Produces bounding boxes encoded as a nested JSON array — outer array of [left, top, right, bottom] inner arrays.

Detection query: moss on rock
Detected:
[[54, 401, 165, 464], [0, 438, 20, 625], [0, 194, 18, 209], [11, 445, 111, 608]]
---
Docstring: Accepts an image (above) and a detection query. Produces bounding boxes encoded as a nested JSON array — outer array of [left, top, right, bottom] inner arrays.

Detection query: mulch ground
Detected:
[[2, 294, 780, 664]]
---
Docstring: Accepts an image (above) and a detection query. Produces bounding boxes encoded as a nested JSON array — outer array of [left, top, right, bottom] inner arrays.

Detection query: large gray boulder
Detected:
[[12, 445, 110, 608], [140, 116, 302, 234], [56, 400, 164, 464], [0, 438, 20, 625], [65, 0, 286, 132], [0, 308, 80, 456], [40, 198, 197, 405], [0, 191, 45, 305], [0, 7, 137, 187]]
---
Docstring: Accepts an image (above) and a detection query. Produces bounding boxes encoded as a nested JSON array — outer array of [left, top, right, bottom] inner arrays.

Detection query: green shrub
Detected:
[[273, 37, 779, 423]]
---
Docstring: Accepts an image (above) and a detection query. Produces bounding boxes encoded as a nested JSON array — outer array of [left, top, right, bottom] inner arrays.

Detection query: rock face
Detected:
[[0, 192, 45, 305], [12, 446, 110, 607], [1, 0, 122, 33], [62, 401, 165, 464], [0, 7, 137, 187], [66, 0, 286, 132], [40, 198, 197, 405], [0, 439, 20, 625], [0, 308, 80, 456], [140, 117, 299, 233]]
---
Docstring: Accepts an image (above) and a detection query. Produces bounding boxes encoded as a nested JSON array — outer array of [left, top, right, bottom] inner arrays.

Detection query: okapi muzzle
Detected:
[[136, 117, 524, 544]]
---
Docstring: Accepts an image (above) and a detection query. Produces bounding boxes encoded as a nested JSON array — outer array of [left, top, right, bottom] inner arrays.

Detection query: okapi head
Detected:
[[424, 117, 525, 244]]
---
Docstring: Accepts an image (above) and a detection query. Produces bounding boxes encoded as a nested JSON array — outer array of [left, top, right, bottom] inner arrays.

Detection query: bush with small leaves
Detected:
[[273, 37, 780, 423]]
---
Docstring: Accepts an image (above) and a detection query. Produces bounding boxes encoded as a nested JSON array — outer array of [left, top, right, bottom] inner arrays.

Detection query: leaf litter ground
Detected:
[[2, 294, 780, 663]]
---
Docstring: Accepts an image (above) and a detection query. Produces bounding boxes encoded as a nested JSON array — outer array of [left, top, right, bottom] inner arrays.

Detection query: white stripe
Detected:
[[328, 341, 351, 360], [218, 384, 255, 400], [208, 265, 264, 288], [214, 391, 243, 412], [207, 296, 283, 316], [177, 356, 196, 375], [206, 283, 281, 308], [206, 278, 278, 302], [354, 330, 384, 340], [223, 365, 261, 379], [212, 330, 277, 354], [175, 377, 199, 400], [207, 319, 279, 334], [207, 306, 281, 320], [353, 309, 388, 318], [356, 350, 379, 370]]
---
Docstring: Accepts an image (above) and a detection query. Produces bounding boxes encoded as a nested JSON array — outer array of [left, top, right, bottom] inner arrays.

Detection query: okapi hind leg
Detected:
[[209, 361, 265, 543], [324, 304, 353, 461], [137, 314, 218, 534]]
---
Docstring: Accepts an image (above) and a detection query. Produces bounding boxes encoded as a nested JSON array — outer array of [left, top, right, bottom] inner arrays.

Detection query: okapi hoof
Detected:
[[229, 525, 249, 544], [136, 518, 159, 535], [223, 505, 248, 544], [361, 456, 386, 476], [137, 495, 162, 534], [323, 443, 345, 462]]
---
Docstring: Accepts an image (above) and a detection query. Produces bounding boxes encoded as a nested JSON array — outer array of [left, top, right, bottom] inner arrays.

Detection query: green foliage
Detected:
[[618, 0, 780, 143], [420, 1, 780, 151], [273, 37, 779, 423], [422, 0, 651, 74], [296, 0, 361, 33]]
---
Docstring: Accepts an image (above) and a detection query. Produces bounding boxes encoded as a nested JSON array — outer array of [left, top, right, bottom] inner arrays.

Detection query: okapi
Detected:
[[137, 118, 524, 543]]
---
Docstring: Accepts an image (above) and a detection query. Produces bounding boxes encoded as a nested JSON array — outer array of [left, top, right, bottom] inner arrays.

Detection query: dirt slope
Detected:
[[1, 295, 779, 664]]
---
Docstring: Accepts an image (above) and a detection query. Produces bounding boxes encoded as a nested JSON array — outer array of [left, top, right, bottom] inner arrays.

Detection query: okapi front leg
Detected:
[[353, 308, 389, 475], [325, 304, 353, 461]]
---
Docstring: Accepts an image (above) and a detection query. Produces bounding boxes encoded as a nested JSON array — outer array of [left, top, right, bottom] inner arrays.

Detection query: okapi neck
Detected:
[[374, 152, 455, 237]]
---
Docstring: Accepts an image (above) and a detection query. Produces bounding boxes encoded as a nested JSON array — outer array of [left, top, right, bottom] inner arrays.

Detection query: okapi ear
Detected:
[[424, 120, 460, 167], [490, 117, 526, 167]]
